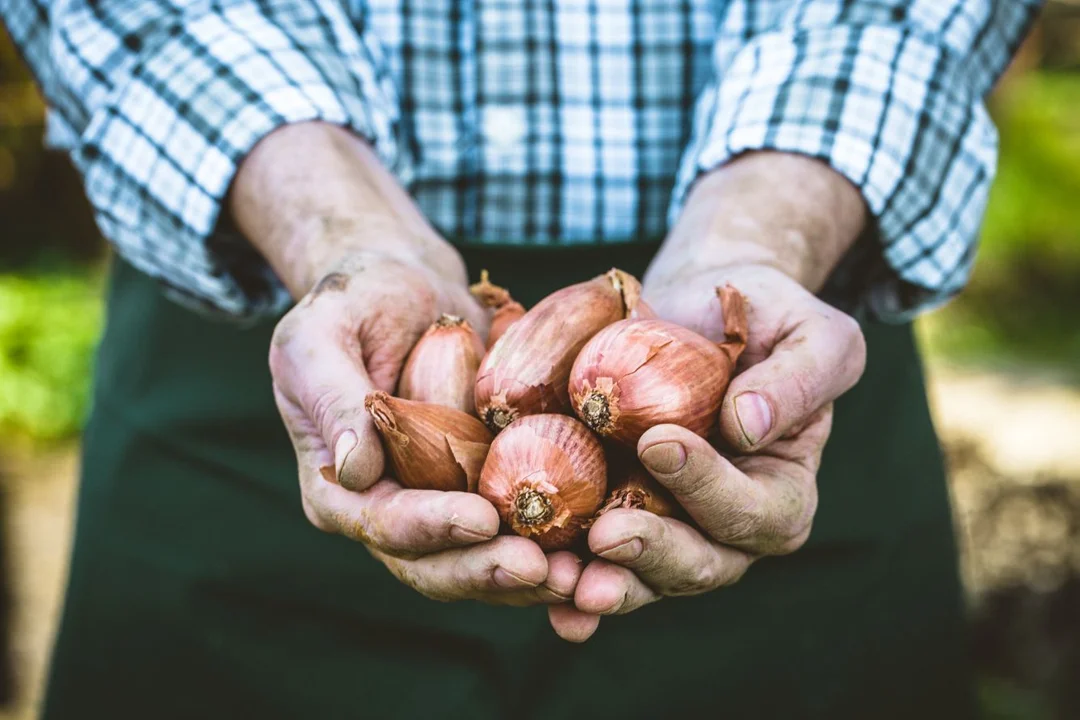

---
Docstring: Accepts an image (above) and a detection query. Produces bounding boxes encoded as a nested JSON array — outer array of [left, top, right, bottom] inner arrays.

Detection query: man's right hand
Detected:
[[269, 252, 584, 607], [230, 123, 586, 613]]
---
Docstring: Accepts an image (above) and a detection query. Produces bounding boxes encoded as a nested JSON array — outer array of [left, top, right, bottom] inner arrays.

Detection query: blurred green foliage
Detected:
[[0, 270, 103, 443], [917, 71, 1080, 372]]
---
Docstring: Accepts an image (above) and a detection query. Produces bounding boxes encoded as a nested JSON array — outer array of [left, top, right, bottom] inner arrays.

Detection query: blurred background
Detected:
[[1, 4, 1079, 719]]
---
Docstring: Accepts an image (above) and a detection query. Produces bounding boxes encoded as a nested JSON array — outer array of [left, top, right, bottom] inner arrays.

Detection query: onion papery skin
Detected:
[[399, 314, 486, 414], [596, 453, 678, 520], [487, 303, 526, 348], [365, 392, 493, 492], [569, 287, 747, 447], [469, 270, 528, 349], [475, 269, 644, 434], [478, 414, 607, 550]]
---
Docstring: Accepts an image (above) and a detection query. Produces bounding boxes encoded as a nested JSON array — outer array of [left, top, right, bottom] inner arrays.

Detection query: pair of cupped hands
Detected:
[[270, 247, 866, 642]]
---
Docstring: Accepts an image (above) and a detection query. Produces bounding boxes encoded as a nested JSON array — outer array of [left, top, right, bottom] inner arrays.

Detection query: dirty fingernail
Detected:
[[493, 567, 539, 590], [449, 524, 494, 544], [538, 586, 573, 603], [734, 392, 772, 446], [334, 430, 359, 475], [640, 442, 686, 474], [597, 538, 644, 563]]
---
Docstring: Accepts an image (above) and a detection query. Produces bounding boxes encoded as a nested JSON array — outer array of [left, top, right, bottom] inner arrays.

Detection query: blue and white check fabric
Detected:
[[2, 0, 1039, 320]]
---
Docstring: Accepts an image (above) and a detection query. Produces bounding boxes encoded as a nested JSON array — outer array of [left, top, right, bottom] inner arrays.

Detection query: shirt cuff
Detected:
[[669, 23, 997, 322], [73, 5, 410, 320]]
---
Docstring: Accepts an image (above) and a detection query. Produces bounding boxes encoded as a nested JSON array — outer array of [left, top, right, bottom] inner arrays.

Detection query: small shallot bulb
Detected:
[[470, 270, 527, 349], [569, 285, 749, 447], [596, 450, 680, 519], [398, 314, 485, 414], [478, 415, 607, 550], [365, 392, 493, 492], [475, 268, 644, 434]]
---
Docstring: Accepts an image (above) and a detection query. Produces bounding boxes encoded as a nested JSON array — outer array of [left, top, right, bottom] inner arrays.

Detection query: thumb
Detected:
[[271, 312, 386, 492], [718, 310, 865, 452]]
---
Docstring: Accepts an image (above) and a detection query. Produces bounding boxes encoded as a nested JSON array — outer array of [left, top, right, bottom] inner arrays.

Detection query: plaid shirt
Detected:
[[3, 0, 1038, 320]]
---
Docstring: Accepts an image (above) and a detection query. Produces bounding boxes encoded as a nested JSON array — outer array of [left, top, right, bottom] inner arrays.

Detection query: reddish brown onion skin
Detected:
[[569, 286, 748, 447], [469, 270, 527, 349], [486, 302, 526, 349], [475, 269, 644, 433], [478, 415, 607, 550], [365, 392, 493, 492], [398, 314, 485, 414], [598, 462, 680, 519]]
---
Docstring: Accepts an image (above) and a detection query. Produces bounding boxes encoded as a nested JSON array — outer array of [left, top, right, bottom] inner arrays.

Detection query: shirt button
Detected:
[[483, 106, 526, 148]]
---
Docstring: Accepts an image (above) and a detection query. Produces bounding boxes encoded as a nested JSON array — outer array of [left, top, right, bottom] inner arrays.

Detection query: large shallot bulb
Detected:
[[569, 285, 748, 447], [365, 392, 492, 492], [469, 270, 527, 349], [478, 414, 607, 550], [475, 269, 644, 434], [398, 314, 485, 414]]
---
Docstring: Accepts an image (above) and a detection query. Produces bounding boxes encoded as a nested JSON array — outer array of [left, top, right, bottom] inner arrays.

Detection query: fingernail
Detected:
[[493, 567, 539, 589], [640, 442, 686, 474], [334, 430, 358, 476], [596, 538, 643, 563], [538, 586, 573, 603], [735, 392, 772, 446], [449, 524, 494, 544]]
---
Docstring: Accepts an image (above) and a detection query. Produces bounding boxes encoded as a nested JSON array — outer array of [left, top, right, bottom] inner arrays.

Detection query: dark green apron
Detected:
[[43, 245, 975, 719]]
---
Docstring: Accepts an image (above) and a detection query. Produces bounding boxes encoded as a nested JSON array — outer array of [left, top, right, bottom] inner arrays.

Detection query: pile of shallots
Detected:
[[363, 269, 748, 550]]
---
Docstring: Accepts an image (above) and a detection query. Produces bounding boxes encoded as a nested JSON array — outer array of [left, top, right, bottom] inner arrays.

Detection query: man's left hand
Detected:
[[550, 262, 866, 638]]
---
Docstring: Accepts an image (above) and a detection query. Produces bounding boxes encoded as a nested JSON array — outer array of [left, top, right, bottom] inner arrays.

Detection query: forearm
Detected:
[[230, 122, 465, 298], [650, 152, 866, 292]]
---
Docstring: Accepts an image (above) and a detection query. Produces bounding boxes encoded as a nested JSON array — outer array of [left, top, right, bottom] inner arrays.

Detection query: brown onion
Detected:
[[469, 270, 527, 349], [475, 268, 644, 434], [478, 414, 607, 550], [365, 392, 492, 492], [398, 314, 485, 414], [569, 285, 748, 447]]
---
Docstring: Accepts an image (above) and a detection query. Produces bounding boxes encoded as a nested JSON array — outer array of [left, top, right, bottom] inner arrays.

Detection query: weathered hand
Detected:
[[552, 263, 865, 637], [269, 253, 583, 607]]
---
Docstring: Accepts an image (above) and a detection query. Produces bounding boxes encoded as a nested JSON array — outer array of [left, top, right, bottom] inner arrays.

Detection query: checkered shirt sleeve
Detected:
[[673, 0, 1041, 320], [3, 0, 1039, 320], [2, 0, 409, 318]]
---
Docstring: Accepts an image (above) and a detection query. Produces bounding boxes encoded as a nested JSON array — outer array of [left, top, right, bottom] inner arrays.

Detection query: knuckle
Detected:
[[773, 525, 813, 556], [665, 561, 718, 596], [720, 557, 751, 586], [386, 493, 447, 547], [309, 387, 347, 434], [834, 312, 867, 379], [787, 368, 818, 420]]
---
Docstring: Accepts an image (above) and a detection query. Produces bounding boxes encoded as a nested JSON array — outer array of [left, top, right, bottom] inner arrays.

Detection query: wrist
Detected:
[[652, 152, 866, 292], [229, 121, 465, 297]]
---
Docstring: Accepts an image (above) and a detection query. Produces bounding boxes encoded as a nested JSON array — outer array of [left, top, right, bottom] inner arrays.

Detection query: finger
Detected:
[[303, 474, 501, 557], [588, 509, 752, 596], [548, 605, 601, 643], [638, 425, 819, 556], [574, 559, 660, 616], [536, 551, 584, 604], [271, 306, 385, 492], [374, 535, 549, 603], [719, 306, 864, 452]]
